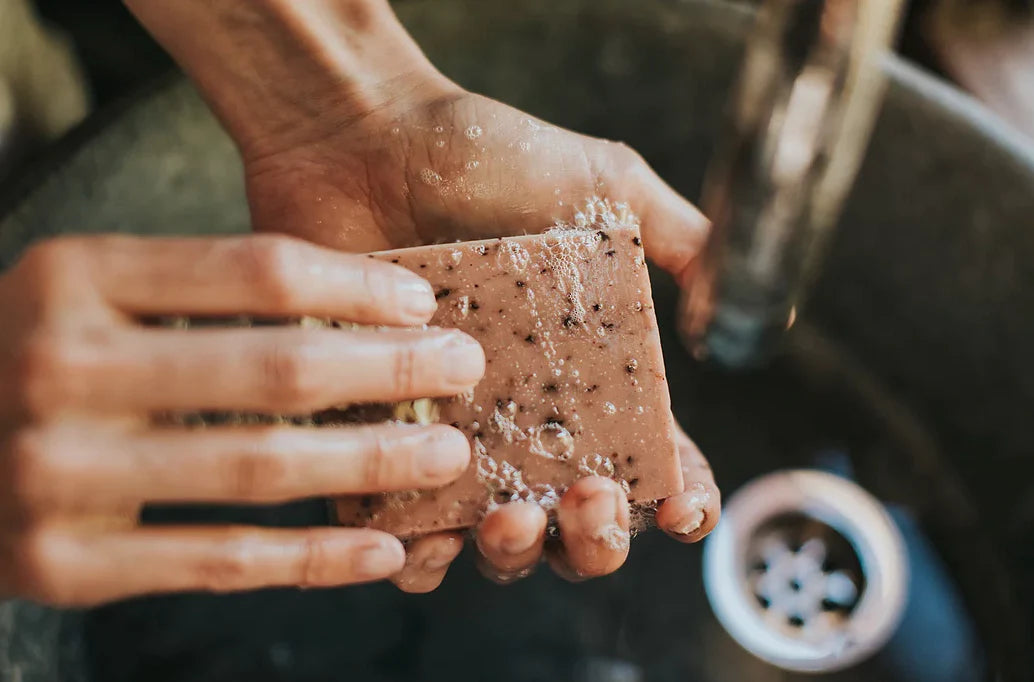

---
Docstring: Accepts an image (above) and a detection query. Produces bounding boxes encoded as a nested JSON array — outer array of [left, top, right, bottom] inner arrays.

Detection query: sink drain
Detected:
[[703, 470, 908, 673]]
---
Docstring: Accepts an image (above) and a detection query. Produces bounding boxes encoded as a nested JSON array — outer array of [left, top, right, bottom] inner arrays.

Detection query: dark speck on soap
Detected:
[[435, 288, 452, 300]]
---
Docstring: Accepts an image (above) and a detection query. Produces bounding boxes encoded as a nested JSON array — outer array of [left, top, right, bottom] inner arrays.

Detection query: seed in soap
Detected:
[[435, 288, 451, 300], [626, 359, 638, 373]]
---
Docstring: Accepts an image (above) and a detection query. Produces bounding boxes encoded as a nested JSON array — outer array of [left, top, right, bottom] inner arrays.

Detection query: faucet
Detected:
[[680, 0, 906, 368]]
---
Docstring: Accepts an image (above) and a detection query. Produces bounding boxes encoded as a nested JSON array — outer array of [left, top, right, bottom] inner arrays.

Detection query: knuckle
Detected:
[[227, 436, 290, 501], [16, 237, 96, 303], [20, 237, 84, 278], [390, 344, 419, 397], [15, 335, 84, 415], [362, 432, 399, 490], [261, 340, 324, 408], [14, 529, 73, 605], [196, 540, 256, 592], [296, 534, 330, 587], [236, 235, 304, 308], [4, 428, 55, 510]]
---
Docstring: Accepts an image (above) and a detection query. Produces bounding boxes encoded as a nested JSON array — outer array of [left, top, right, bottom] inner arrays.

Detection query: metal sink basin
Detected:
[[2, 1, 1033, 680]]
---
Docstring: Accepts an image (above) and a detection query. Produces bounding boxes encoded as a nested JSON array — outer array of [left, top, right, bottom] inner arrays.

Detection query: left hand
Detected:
[[126, 0, 720, 593], [242, 86, 721, 593]]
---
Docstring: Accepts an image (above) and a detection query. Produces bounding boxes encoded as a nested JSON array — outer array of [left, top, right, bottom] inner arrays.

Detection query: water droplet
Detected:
[[436, 140, 445, 148], [433, 125, 444, 133], [465, 125, 483, 140], [519, 141, 531, 152], [465, 159, 480, 170], [603, 402, 617, 415], [390, 126, 401, 135]]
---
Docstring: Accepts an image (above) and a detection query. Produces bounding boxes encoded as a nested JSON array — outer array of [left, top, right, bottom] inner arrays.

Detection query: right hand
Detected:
[[0, 233, 484, 607]]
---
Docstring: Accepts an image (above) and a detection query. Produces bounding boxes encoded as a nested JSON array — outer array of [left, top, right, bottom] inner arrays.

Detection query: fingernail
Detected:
[[439, 333, 485, 387], [352, 540, 405, 579], [576, 488, 629, 551], [418, 428, 470, 483], [398, 278, 437, 320]]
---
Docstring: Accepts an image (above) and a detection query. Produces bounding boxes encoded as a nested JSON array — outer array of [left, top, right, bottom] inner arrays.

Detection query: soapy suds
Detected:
[[419, 168, 443, 186], [527, 422, 575, 462], [578, 453, 616, 478], [671, 482, 710, 535], [592, 522, 631, 552]]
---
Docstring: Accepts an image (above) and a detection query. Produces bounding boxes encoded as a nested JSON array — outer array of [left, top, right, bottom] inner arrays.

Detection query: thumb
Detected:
[[620, 150, 711, 286]]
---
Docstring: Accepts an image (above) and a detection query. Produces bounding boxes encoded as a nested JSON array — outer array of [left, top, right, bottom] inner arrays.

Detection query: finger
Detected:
[[548, 477, 630, 580], [14, 525, 405, 607], [26, 423, 470, 507], [655, 425, 721, 543], [84, 326, 484, 413], [625, 155, 710, 285], [391, 532, 464, 594], [475, 502, 547, 583], [87, 234, 438, 325]]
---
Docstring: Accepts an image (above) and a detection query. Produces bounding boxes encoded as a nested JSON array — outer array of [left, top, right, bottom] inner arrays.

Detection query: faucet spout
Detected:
[[680, 0, 906, 368]]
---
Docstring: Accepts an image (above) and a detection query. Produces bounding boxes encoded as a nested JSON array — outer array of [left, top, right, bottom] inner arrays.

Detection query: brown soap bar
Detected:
[[335, 223, 682, 537]]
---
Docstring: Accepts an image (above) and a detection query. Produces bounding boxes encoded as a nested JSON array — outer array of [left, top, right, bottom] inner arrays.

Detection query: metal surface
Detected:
[[704, 470, 909, 672], [681, 0, 905, 368]]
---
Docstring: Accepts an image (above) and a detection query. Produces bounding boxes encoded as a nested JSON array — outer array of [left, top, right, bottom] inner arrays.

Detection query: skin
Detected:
[[0, 234, 483, 606], [0, 0, 721, 606]]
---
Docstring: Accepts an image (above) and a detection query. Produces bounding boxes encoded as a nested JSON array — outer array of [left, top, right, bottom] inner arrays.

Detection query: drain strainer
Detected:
[[703, 470, 908, 673]]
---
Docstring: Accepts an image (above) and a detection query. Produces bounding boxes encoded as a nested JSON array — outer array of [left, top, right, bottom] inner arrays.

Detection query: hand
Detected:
[[125, 0, 721, 592], [243, 91, 722, 592], [0, 233, 484, 606]]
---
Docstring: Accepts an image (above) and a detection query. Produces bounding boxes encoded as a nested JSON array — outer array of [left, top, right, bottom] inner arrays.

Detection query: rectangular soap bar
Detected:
[[335, 224, 682, 537]]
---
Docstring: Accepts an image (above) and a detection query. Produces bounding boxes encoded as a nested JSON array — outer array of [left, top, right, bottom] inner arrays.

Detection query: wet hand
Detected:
[[0, 234, 483, 606], [242, 90, 721, 591]]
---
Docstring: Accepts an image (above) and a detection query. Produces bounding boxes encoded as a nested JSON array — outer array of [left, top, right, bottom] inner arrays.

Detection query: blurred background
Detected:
[[1, 0, 1033, 187]]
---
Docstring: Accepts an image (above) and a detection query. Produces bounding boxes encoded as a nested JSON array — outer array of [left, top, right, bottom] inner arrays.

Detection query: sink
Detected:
[[2, 1, 1033, 680]]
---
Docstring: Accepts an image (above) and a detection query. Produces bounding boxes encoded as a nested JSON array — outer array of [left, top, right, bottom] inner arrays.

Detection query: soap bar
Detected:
[[335, 222, 682, 537]]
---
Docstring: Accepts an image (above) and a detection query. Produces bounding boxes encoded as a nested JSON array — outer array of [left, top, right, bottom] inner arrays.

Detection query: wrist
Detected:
[[126, 0, 458, 161]]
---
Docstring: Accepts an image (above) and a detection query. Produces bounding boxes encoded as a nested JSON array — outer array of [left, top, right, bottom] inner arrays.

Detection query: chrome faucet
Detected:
[[680, 0, 906, 368]]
